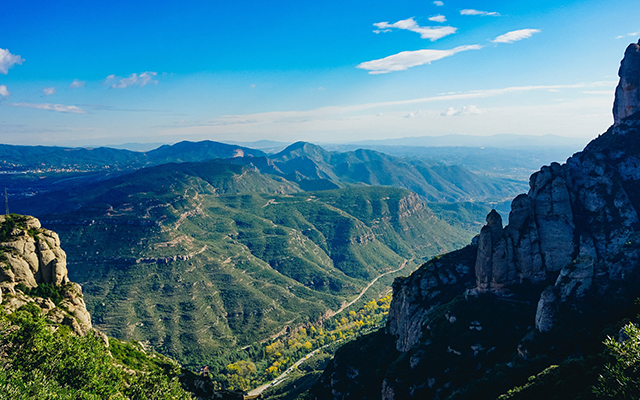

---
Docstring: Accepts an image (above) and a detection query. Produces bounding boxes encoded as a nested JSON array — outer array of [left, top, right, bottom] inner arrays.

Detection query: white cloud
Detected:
[[373, 17, 457, 41], [69, 79, 85, 88], [433, 1, 444, 6], [42, 87, 56, 96], [429, 15, 446, 23], [582, 90, 613, 95], [357, 44, 482, 74], [616, 31, 640, 39], [461, 9, 500, 16], [0, 48, 24, 74], [7, 102, 86, 114], [0, 85, 9, 97], [106, 71, 158, 88], [492, 29, 540, 43], [441, 105, 483, 116]]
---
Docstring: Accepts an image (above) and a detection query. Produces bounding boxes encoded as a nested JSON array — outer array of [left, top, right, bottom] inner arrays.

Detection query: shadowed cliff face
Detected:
[[310, 41, 640, 400]]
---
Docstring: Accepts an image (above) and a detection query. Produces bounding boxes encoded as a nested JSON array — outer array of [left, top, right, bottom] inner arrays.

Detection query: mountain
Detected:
[[310, 40, 640, 400], [229, 142, 527, 202], [323, 145, 582, 181], [145, 140, 267, 164], [1, 140, 526, 208], [11, 158, 473, 368], [0, 140, 266, 172]]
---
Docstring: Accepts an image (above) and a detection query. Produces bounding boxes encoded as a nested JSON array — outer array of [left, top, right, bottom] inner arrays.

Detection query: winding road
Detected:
[[245, 258, 412, 399]]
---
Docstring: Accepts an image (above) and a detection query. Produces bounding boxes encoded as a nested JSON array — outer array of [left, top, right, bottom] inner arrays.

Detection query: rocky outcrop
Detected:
[[397, 193, 425, 219], [387, 245, 476, 352], [614, 39, 640, 125], [470, 107, 640, 331], [0, 214, 93, 336], [473, 161, 578, 294]]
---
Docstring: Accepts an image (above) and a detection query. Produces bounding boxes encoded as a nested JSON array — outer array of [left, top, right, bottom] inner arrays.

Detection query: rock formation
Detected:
[[614, 39, 640, 125], [0, 214, 93, 336]]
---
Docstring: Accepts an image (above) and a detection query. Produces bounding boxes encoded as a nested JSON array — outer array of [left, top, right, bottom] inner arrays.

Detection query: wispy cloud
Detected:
[[616, 31, 640, 39], [69, 79, 85, 88], [433, 1, 444, 6], [0, 48, 24, 74], [492, 29, 540, 43], [429, 15, 446, 23], [207, 81, 616, 123], [441, 105, 483, 116], [357, 45, 481, 74], [7, 102, 87, 114], [156, 81, 614, 141], [0, 85, 9, 98], [106, 71, 158, 88], [461, 9, 500, 16], [42, 87, 56, 96], [373, 17, 456, 41]]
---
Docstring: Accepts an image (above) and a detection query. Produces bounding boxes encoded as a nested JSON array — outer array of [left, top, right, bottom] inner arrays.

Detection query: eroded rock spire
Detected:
[[613, 39, 640, 125]]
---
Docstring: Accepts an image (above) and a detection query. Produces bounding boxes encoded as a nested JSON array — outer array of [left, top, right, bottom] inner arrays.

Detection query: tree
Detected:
[[594, 323, 640, 399]]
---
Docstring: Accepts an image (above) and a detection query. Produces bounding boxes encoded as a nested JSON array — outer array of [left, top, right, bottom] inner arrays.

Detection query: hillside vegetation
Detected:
[[11, 159, 473, 368]]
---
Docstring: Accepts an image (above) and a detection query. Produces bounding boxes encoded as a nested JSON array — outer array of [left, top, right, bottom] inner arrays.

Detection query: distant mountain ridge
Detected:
[[2, 140, 527, 204], [228, 141, 526, 202], [0, 140, 266, 172]]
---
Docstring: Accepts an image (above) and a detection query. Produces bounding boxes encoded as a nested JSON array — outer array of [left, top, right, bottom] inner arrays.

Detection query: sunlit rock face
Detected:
[[0, 215, 93, 336], [614, 39, 640, 125]]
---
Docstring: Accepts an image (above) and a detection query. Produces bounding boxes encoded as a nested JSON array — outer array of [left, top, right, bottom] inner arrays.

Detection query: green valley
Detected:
[[11, 156, 480, 369]]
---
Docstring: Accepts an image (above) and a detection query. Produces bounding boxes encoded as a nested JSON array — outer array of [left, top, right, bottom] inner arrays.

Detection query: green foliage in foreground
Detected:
[[594, 322, 640, 399], [0, 303, 192, 400]]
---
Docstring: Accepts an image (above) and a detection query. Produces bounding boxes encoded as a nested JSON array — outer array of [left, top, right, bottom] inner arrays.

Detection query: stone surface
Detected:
[[614, 39, 640, 125], [0, 215, 92, 336]]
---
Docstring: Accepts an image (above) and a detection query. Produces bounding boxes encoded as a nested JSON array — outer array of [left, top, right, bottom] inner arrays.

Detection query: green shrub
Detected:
[[16, 282, 67, 306], [0, 304, 193, 399]]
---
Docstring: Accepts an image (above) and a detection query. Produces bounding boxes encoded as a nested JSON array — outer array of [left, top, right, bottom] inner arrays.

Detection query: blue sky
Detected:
[[1, 0, 640, 146]]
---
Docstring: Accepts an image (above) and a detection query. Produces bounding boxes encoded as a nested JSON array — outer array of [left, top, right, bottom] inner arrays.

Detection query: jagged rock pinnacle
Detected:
[[613, 39, 640, 125]]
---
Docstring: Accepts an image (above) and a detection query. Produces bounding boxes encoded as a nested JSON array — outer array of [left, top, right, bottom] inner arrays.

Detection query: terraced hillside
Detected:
[[14, 159, 472, 367]]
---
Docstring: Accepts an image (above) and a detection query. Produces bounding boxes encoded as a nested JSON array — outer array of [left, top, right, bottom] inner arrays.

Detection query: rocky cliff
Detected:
[[310, 41, 640, 400], [0, 214, 93, 336]]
